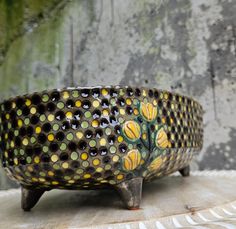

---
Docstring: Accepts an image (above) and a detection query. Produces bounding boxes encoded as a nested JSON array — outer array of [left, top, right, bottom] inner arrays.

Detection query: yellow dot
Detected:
[[52, 181, 59, 185], [51, 154, 58, 162], [162, 117, 166, 124], [101, 88, 108, 96], [75, 100, 81, 107], [84, 174, 91, 179], [164, 93, 168, 100], [34, 156, 40, 164], [35, 126, 41, 134], [48, 171, 54, 176], [117, 174, 124, 180], [62, 162, 69, 169], [102, 109, 109, 116], [76, 132, 83, 139], [142, 90, 147, 96], [134, 108, 139, 115], [5, 113, 10, 119], [18, 119, 23, 127], [112, 155, 119, 162], [142, 133, 147, 140], [30, 107, 36, 114], [25, 99, 31, 106], [92, 120, 99, 127], [96, 167, 103, 172], [68, 180, 75, 184], [93, 100, 100, 107], [66, 111, 73, 119], [32, 177, 38, 182], [92, 159, 100, 166], [48, 134, 54, 141], [48, 114, 55, 122], [12, 102, 16, 108], [10, 141, 14, 148], [14, 158, 18, 165], [63, 91, 70, 99], [22, 138, 29, 146], [27, 166, 33, 172], [39, 178, 46, 182], [119, 108, 125, 115], [4, 133, 8, 140], [81, 152, 88, 160], [100, 138, 106, 146], [126, 98, 132, 105], [117, 136, 123, 143]]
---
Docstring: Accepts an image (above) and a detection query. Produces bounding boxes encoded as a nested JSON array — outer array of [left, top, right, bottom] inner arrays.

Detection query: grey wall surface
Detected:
[[0, 0, 235, 189]]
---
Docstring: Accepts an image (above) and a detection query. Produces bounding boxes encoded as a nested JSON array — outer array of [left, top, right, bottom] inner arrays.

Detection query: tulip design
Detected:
[[148, 156, 163, 171], [122, 120, 141, 142], [123, 149, 141, 170], [140, 102, 157, 121], [121, 100, 169, 173], [155, 128, 169, 149]]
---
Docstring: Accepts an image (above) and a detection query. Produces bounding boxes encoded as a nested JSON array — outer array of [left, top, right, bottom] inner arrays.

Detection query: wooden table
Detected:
[[1, 171, 236, 229]]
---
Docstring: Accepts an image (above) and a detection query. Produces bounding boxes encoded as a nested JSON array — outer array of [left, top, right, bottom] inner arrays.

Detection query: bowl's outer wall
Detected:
[[0, 87, 203, 189]]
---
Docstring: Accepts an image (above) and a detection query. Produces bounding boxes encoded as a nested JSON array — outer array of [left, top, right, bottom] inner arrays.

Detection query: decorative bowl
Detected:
[[0, 86, 203, 210]]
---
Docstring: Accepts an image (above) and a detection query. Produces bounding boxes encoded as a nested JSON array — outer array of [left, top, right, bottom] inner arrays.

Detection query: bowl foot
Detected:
[[179, 165, 190, 177], [21, 186, 46, 211], [115, 177, 143, 210]]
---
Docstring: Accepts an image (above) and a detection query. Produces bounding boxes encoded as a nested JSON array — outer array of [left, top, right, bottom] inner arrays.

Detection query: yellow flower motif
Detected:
[[148, 156, 163, 171], [123, 149, 141, 170], [156, 128, 169, 148], [123, 120, 141, 141], [140, 102, 157, 121]]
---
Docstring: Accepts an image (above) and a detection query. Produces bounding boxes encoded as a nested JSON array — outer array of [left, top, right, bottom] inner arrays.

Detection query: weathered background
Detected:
[[0, 0, 235, 189]]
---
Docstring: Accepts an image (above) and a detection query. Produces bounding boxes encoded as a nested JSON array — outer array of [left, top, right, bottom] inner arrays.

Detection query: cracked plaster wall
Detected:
[[0, 0, 235, 189]]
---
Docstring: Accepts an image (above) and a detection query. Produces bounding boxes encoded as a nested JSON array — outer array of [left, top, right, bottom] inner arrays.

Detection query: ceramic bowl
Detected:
[[0, 86, 203, 210]]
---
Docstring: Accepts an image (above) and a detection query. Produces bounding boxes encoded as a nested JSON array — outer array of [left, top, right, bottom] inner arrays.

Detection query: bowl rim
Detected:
[[0, 85, 203, 109]]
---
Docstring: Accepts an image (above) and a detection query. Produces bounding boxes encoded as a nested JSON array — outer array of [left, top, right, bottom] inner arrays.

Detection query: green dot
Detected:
[[43, 146, 48, 152], [57, 102, 64, 109], [133, 99, 139, 105], [109, 146, 116, 154], [7, 123, 11, 129], [60, 143, 67, 150], [74, 175, 80, 179], [76, 169, 84, 174], [128, 144, 133, 149], [20, 149, 24, 155], [14, 149, 18, 156], [105, 128, 111, 135], [82, 161, 89, 167], [64, 176, 71, 180], [39, 172, 46, 177], [89, 140, 96, 147], [26, 156, 32, 163], [118, 117, 124, 123], [25, 171, 31, 177], [17, 109, 22, 116], [53, 123, 59, 131], [42, 94, 49, 102], [53, 164, 60, 170], [40, 114, 46, 122], [24, 118, 30, 125], [81, 121, 88, 129], [72, 90, 79, 98], [66, 132, 74, 141], [110, 98, 116, 105], [30, 137, 36, 144], [71, 152, 78, 160], [14, 130, 19, 136], [109, 180, 116, 185], [85, 111, 91, 118], [119, 89, 125, 96]]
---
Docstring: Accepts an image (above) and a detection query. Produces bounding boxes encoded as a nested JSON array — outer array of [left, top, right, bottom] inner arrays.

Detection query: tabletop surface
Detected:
[[1, 170, 236, 229]]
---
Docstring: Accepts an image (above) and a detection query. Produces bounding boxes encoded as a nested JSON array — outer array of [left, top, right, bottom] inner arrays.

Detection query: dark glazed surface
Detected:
[[0, 86, 203, 189]]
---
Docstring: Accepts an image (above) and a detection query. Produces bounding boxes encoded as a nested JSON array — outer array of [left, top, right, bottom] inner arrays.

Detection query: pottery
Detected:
[[0, 86, 203, 211]]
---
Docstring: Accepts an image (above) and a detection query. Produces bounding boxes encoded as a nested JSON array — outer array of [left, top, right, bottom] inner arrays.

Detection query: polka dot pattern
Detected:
[[0, 86, 203, 189]]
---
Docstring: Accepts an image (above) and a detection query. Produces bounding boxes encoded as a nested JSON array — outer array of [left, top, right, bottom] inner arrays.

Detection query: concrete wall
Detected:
[[0, 0, 235, 189]]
